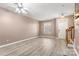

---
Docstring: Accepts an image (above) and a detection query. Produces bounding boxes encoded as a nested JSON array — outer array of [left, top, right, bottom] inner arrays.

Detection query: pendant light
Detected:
[[60, 4, 65, 18]]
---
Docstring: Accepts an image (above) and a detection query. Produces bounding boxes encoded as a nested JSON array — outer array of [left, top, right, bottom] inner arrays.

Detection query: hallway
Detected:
[[0, 37, 76, 56]]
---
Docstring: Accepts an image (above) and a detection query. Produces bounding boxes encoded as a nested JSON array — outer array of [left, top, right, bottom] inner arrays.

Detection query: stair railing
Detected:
[[66, 26, 74, 46]]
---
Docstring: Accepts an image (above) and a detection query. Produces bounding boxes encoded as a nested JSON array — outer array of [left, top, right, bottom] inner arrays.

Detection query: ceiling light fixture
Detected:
[[60, 4, 65, 18]]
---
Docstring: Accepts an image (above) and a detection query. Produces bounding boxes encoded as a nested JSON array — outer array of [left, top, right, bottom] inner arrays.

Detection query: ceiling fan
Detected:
[[14, 3, 29, 14]]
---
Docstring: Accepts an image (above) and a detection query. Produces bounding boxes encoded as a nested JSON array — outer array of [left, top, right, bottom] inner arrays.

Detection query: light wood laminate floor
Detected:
[[0, 37, 76, 56]]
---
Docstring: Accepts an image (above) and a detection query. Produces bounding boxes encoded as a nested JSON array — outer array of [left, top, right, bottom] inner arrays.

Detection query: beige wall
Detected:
[[75, 3, 79, 53], [67, 15, 74, 27], [0, 8, 39, 45], [75, 19, 79, 50]]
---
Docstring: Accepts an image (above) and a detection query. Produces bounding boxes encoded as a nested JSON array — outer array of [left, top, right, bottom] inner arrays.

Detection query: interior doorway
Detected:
[[56, 18, 68, 39]]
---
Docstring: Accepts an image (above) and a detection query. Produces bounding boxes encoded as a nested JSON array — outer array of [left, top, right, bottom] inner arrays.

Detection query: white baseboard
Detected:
[[73, 47, 79, 56], [0, 36, 38, 48], [72, 42, 79, 56], [70, 39, 79, 56]]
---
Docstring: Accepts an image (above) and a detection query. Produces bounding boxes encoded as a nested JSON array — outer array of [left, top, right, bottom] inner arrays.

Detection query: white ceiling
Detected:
[[0, 3, 74, 21]]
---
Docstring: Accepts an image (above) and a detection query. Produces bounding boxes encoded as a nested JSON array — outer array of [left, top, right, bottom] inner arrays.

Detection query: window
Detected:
[[43, 22, 52, 34]]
